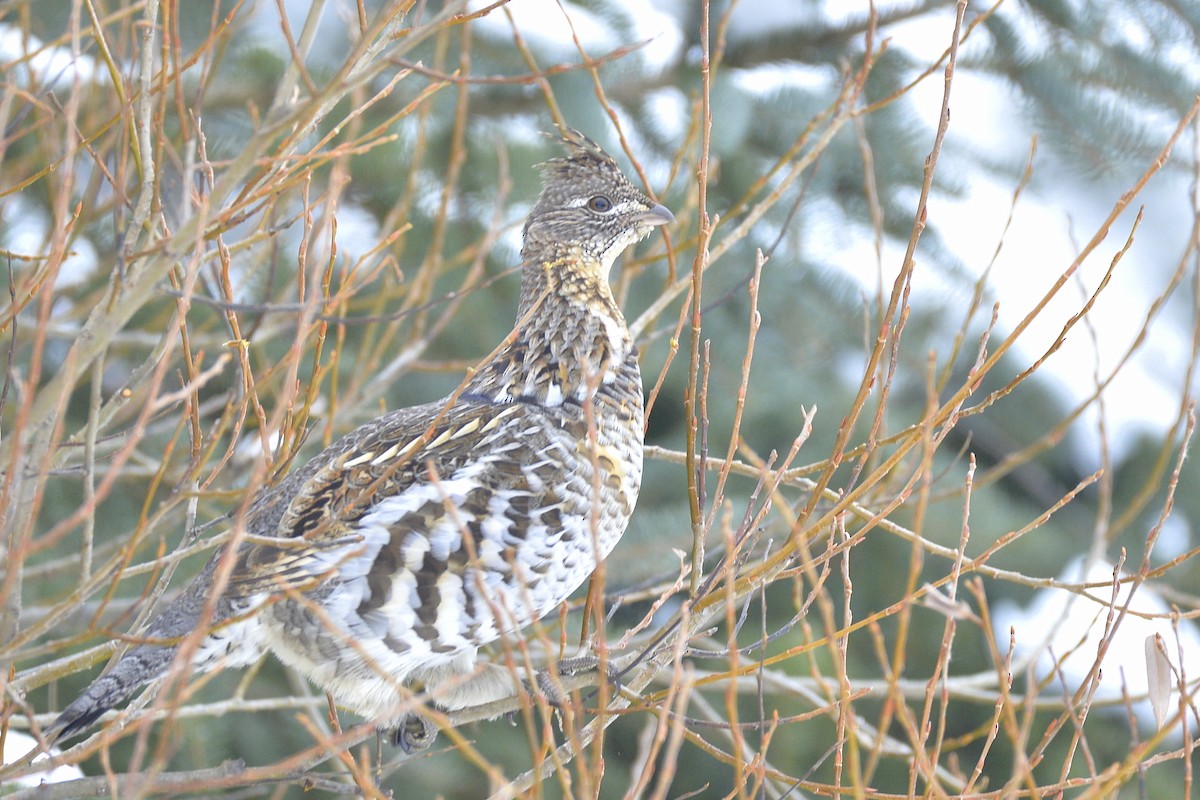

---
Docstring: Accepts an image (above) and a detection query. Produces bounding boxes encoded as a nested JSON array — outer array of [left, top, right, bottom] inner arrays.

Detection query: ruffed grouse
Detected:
[[48, 129, 673, 752]]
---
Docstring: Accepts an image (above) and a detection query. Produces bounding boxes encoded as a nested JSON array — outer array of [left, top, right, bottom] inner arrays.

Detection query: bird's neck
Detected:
[[465, 250, 634, 408]]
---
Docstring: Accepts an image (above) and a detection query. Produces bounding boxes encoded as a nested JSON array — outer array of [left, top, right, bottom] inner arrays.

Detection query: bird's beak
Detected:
[[639, 203, 675, 227]]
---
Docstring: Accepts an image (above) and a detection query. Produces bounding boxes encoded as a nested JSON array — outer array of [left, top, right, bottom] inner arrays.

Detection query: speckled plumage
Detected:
[[48, 129, 672, 750]]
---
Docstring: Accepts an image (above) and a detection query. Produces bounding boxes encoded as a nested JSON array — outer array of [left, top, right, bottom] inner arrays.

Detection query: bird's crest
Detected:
[[536, 127, 619, 180]]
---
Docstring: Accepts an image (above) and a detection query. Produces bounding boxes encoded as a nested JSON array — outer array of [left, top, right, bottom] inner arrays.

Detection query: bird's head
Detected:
[[522, 129, 673, 276]]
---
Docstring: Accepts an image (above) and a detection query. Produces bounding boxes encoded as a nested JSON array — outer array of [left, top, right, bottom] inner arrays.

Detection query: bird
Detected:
[[46, 128, 674, 752]]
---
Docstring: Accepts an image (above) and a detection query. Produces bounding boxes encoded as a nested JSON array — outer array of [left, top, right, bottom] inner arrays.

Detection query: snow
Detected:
[[724, 4, 1199, 465], [992, 556, 1200, 734], [0, 24, 101, 88], [1, 196, 98, 291], [469, 0, 619, 58], [0, 731, 84, 788]]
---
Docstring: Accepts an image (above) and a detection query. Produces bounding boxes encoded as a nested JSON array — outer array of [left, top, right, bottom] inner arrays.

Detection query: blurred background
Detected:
[[3, 0, 1198, 796]]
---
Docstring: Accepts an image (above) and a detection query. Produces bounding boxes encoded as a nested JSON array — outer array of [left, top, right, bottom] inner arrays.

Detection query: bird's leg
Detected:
[[427, 661, 523, 711], [390, 657, 622, 749], [381, 676, 445, 754], [390, 659, 525, 750]]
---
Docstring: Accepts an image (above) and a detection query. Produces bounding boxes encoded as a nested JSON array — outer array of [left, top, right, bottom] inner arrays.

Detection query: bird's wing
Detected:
[[225, 397, 572, 603]]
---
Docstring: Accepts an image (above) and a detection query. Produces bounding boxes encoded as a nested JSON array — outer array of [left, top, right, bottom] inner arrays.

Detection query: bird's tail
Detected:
[[46, 547, 270, 741], [45, 644, 176, 742]]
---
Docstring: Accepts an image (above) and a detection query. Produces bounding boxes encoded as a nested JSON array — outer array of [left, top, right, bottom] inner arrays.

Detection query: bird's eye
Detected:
[[587, 195, 613, 213]]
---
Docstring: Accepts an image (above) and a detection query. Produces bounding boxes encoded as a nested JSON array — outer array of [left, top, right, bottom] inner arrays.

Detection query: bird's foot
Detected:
[[531, 655, 621, 706], [387, 712, 437, 754]]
